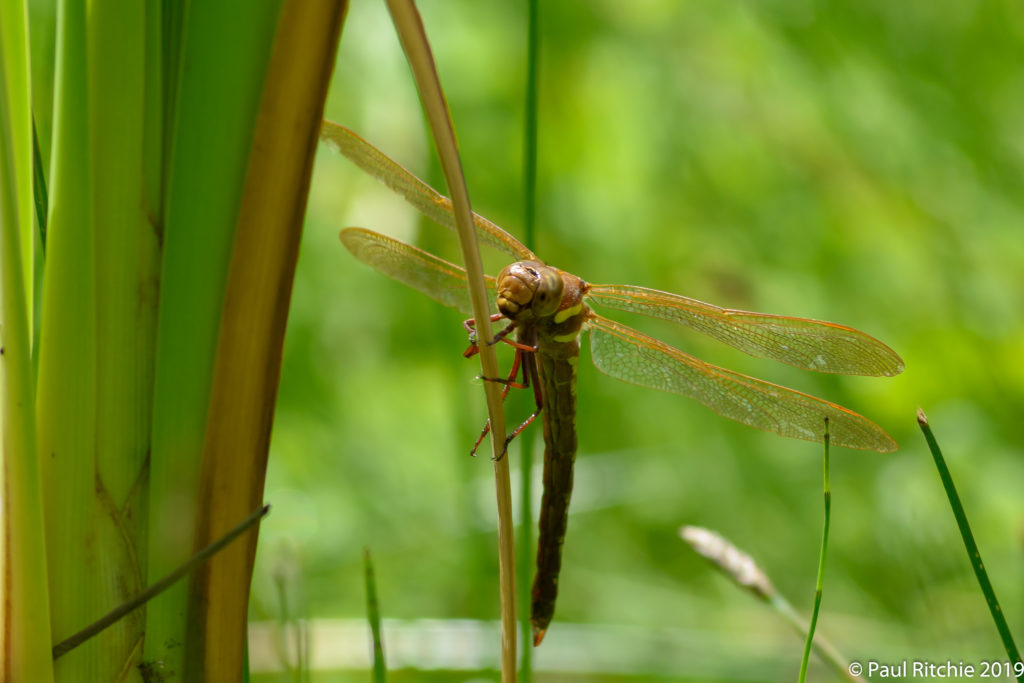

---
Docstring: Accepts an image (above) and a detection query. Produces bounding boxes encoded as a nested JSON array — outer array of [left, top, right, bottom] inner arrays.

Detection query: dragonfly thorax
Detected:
[[496, 261, 564, 322]]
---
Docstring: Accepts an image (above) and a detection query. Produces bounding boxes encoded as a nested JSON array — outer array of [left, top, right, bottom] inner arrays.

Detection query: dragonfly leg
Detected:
[[463, 314, 506, 354], [465, 317, 544, 459], [465, 332, 537, 357], [470, 352, 522, 457], [496, 404, 541, 461], [479, 375, 529, 389], [491, 351, 544, 462], [463, 317, 535, 357]]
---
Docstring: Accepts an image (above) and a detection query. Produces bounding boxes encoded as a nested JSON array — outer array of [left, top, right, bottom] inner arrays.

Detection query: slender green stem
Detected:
[[364, 548, 387, 683], [800, 418, 831, 683], [522, 0, 539, 254], [384, 2, 517, 680], [52, 504, 270, 660], [518, 0, 539, 678], [772, 595, 863, 682], [917, 409, 1022, 676]]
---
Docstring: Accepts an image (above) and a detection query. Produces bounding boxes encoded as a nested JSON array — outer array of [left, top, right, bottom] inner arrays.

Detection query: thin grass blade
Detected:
[[364, 548, 387, 683], [52, 505, 269, 660], [917, 409, 1022, 675], [799, 418, 831, 683]]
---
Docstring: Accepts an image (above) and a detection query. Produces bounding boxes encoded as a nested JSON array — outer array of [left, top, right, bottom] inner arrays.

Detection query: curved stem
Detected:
[[385, 2, 517, 680]]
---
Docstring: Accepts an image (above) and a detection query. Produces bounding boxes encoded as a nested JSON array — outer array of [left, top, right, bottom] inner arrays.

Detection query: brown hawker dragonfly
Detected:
[[321, 121, 904, 645]]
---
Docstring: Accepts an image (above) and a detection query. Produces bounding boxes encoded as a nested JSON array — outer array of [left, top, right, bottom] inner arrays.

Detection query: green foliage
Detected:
[[146, 0, 284, 674], [3, 0, 335, 680], [0, 0, 50, 678], [255, 1, 1024, 679]]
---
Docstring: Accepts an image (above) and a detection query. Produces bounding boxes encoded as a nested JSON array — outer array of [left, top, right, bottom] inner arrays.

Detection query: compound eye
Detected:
[[532, 268, 564, 317]]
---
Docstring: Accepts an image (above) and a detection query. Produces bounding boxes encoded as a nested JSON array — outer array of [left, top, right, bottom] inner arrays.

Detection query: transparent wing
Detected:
[[586, 315, 897, 452], [586, 284, 903, 377], [341, 228, 496, 316], [322, 121, 537, 262]]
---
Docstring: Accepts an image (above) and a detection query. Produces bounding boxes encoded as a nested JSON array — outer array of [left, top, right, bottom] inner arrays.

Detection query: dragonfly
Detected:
[[320, 121, 904, 646]]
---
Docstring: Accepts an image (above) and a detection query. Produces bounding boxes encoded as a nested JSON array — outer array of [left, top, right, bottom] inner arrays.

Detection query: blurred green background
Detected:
[[250, 1, 1024, 680]]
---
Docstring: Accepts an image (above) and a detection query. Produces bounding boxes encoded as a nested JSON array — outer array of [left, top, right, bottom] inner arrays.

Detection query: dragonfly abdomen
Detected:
[[530, 336, 580, 646]]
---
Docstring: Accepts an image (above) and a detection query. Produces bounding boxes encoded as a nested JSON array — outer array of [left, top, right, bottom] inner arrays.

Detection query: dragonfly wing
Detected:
[[322, 121, 537, 262], [586, 315, 897, 452], [587, 284, 903, 377], [341, 228, 496, 316]]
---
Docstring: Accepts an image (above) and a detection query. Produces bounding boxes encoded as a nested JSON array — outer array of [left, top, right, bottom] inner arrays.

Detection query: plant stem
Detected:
[[146, 0, 287, 672], [364, 548, 387, 683], [800, 418, 830, 683], [772, 595, 863, 682], [184, 3, 346, 677], [52, 504, 269, 660], [917, 408, 1022, 677], [0, 0, 52, 678], [384, 2, 517, 680], [37, 1, 98, 676]]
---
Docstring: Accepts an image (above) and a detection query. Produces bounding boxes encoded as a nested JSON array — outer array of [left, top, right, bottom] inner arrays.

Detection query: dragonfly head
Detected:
[[496, 261, 564, 322]]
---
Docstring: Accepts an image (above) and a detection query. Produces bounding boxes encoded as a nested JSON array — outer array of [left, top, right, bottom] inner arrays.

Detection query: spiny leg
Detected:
[[499, 350, 543, 459], [465, 324, 544, 460], [470, 346, 526, 457], [463, 315, 534, 357], [470, 348, 545, 461]]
